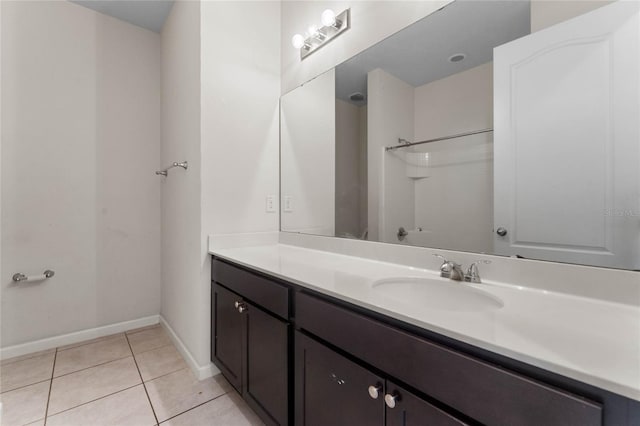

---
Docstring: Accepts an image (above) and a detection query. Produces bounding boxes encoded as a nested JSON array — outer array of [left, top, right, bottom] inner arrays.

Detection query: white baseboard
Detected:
[[0, 315, 160, 360], [159, 315, 220, 380]]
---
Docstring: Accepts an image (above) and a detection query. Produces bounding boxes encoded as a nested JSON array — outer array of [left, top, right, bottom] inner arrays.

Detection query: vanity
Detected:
[[212, 0, 640, 424], [209, 241, 640, 426]]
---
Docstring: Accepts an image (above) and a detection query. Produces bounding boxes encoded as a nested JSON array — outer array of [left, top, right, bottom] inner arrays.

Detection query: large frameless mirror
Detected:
[[280, 0, 640, 271]]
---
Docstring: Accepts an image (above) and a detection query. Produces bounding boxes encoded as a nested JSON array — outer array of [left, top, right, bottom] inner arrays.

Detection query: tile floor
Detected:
[[0, 325, 263, 426]]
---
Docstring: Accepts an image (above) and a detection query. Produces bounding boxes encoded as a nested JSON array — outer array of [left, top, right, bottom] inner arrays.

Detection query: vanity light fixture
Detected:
[[291, 34, 309, 50], [291, 8, 350, 60]]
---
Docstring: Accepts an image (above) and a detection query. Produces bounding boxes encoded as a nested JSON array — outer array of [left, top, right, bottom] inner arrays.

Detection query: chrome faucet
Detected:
[[433, 254, 465, 281], [464, 260, 491, 283], [434, 255, 491, 283]]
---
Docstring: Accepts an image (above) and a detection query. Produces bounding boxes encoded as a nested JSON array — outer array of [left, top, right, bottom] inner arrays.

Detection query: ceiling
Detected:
[[71, 0, 174, 33], [335, 0, 531, 105]]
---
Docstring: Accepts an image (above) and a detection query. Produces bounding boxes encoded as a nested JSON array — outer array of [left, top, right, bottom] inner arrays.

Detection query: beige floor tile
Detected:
[[163, 392, 264, 426], [24, 420, 45, 426], [0, 349, 55, 367], [54, 334, 131, 377], [48, 356, 140, 415], [135, 345, 187, 382], [126, 324, 160, 335], [127, 327, 170, 354], [146, 369, 230, 422], [0, 380, 49, 426], [0, 352, 54, 393], [57, 332, 124, 352], [46, 385, 156, 426]]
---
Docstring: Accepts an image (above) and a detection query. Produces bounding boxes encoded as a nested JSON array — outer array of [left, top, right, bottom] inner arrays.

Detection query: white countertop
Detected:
[[209, 243, 640, 401]]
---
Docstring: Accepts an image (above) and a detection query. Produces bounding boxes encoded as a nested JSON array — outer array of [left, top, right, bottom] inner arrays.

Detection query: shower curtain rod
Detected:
[[385, 128, 493, 151]]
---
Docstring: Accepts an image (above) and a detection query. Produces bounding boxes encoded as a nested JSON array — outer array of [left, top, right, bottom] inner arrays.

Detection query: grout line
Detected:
[[14, 340, 174, 388], [0, 378, 52, 395], [125, 333, 160, 425], [44, 383, 142, 419], [143, 366, 190, 383], [0, 349, 56, 367], [3, 347, 134, 393], [125, 324, 161, 337], [156, 391, 231, 424], [42, 348, 58, 426], [131, 342, 174, 357], [51, 354, 133, 380], [142, 366, 190, 384], [56, 333, 125, 353]]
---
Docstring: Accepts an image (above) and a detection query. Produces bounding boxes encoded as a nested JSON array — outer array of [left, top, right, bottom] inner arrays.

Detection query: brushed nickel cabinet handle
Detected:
[[385, 392, 399, 408], [368, 384, 382, 399]]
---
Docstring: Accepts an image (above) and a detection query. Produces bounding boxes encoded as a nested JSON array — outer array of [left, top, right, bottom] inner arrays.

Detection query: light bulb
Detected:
[[307, 25, 318, 37], [291, 34, 305, 49], [321, 9, 336, 27]]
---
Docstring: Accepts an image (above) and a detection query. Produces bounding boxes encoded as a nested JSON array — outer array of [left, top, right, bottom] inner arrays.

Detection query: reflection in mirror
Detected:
[[281, 69, 336, 235], [281, 0, 640, 271]]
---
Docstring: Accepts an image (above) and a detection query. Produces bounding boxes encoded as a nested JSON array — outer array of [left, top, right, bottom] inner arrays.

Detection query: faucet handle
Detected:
[[433, 254, 461, 279], [433, 253, 447, 262], [465, 260, 491, 283]]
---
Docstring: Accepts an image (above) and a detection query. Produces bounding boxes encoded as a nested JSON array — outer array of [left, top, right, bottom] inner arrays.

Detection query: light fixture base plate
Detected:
[[300, 9, 350, 60]]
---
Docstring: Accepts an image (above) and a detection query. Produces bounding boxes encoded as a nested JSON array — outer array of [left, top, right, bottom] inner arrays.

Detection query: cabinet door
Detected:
[[385, 381, 468, 426], [295, 331, 383, 426], [245, 303, 289, 426], [212, 283, 243, 392]]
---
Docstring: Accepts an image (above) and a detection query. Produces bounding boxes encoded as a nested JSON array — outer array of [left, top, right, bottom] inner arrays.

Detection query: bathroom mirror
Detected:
[[280, 0, 640, 271]]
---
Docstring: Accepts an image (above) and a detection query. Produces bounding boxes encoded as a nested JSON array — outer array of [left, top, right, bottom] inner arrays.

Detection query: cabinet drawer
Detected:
[[212, 258, 289, 319], [296, 291, 602, 426]]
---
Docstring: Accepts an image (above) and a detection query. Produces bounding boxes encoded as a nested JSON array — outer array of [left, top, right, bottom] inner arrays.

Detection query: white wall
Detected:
[[95, 9, 162, 326], [1, 0, 161, 348], [368, 69, 415, 243], [411, 62, 493, 253], [281, 69, 335, 235], [281, 1, 452, 94], [530, 0, 613, 32], [160, 0, 206, 373], [358, 106, 368, 237], [200, 0, 281, 369], [0, 0, 4, 318], [161, 0, 281, 376], [335, 99, 364, 238]]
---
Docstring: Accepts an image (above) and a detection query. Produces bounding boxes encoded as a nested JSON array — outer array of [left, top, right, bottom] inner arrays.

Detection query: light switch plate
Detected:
[[266, 196, 276, 213], [284, 196, 294, 212]]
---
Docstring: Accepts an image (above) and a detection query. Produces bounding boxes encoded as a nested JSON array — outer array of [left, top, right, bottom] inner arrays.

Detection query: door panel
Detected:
[[245, 303, 289, 426], [295, 331, 383, 426], [385, 381, 468, 426], [494, 1, 640, 269], [212, 283, 243, 392]]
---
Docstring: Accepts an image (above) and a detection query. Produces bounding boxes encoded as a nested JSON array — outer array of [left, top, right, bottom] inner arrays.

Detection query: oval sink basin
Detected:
[[372, 277, 503, 312]]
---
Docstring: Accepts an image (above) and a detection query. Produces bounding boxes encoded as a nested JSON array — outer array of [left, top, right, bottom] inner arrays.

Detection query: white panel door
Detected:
[[494, 1, 639, 269]]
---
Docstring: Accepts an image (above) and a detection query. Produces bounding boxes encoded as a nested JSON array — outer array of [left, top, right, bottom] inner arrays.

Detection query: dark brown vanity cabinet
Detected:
[[212, 258, 640, 426], [212, 284, 244, 391], [211, 259, 290, 426], [295, 331, 466, 426], [295, 331, 384, 426], [384, 380, 468, 426], [295, 291, 604, 426]]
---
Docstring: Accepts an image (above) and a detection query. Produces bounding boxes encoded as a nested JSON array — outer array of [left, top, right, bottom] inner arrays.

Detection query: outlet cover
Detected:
[[284, 196, 294, 212], [266, 196, 276, 213]]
